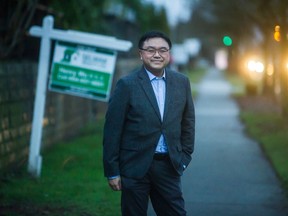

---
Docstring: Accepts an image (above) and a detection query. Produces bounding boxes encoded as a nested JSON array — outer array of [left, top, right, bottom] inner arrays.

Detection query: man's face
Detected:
[[139, 37, 170, 76]]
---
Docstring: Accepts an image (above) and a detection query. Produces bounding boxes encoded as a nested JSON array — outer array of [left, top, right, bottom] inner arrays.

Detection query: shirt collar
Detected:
[[145, 68, 166, 81]]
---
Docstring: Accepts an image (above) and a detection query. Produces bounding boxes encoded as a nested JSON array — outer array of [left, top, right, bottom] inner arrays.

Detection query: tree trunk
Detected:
[[279, 2, 288, 117]]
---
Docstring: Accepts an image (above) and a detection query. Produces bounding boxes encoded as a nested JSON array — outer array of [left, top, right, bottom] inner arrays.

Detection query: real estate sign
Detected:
[[49, 42, 117, 101]]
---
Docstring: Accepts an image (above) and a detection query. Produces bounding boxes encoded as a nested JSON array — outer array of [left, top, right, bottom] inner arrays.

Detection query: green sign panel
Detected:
[[49, 42, 117, 101]]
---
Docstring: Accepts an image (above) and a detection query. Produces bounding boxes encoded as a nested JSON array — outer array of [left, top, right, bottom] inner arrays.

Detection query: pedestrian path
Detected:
[[148, 67, 288, 216], [182, 67, 288, 216]]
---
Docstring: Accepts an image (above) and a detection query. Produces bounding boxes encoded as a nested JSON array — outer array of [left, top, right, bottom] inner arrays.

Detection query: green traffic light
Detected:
[[223, 36, 232, 46]]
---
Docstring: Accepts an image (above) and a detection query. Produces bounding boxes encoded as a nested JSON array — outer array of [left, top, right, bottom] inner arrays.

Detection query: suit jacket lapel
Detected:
[[138, 67, 162, 121], [163, 69, 172, 122]]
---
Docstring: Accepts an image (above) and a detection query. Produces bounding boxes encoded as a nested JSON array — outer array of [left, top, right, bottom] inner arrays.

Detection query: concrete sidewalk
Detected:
[[148, 67, 288, 216], [182, 68, 288, 215]]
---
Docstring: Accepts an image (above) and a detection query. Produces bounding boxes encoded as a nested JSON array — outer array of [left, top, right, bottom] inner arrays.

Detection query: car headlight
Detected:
[[247, 60, 264, 73]]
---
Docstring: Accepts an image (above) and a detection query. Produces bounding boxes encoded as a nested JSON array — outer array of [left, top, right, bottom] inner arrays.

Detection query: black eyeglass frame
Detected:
[[139, 47, 170, 55]]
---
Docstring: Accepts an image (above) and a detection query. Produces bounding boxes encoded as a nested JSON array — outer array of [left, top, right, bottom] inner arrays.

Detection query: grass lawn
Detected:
[[0, 117, 121, 216]]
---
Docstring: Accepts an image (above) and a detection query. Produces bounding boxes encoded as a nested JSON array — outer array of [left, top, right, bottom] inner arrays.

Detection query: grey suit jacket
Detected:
[[103, 66, 195, 179]]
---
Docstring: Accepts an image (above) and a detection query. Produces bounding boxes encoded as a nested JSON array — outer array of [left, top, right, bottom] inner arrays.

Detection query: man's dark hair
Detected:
[[138, 30, 172, 49]]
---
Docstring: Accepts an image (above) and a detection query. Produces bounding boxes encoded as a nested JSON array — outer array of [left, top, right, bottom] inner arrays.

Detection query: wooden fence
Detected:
[[0, 58, 140, 172], [0, 61, 97, 171]]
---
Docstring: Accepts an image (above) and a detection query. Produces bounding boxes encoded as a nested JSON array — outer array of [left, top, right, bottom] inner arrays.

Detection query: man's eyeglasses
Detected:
[[140, 47, 170, 56]]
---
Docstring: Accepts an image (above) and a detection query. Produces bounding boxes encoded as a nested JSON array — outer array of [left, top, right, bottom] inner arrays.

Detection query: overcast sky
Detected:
[[143, 0, 192, 27]]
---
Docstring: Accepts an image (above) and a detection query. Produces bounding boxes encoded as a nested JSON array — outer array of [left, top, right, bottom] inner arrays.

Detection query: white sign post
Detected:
[[28, 15, 132, 177]]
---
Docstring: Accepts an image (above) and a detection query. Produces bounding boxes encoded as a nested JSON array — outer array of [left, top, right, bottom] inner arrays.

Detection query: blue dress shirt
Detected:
[[146, 69, 168, 154]]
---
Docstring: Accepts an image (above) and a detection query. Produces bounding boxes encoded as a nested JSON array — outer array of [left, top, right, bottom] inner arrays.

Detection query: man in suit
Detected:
[[103, 30, 195, 216]]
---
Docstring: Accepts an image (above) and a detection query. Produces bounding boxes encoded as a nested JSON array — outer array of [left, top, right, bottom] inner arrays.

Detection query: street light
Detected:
[[274, 25, 281, 42]]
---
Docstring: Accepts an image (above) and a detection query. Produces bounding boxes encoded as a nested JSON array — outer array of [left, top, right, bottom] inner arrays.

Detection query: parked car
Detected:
[[241, 55, 265, 94]]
